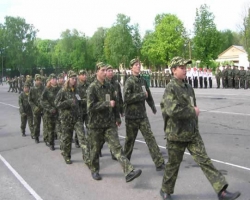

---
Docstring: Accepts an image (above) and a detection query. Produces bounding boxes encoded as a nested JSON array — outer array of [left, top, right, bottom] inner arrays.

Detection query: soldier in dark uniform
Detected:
[[165, 69, 171, 86], [227, 65, 233, 88], [221, 66, 227, 88], [159, 56, 240, 200], [18, 83, 34, 137], [151, 71, 155, 87], [123, 59, 165, 171], [245, 67, 250, 89], [233, 66, 240, 89], [87, 62, 142, 182], [7, 78, 14, 92]]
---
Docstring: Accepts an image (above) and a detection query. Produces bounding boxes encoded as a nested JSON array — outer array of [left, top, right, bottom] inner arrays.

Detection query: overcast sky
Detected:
[[0, 0, 249, 39]]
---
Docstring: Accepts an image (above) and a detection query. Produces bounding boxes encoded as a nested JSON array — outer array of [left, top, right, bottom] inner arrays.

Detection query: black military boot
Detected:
[[22, 132, 26, 137], [125, 169, 142, 182], [75, 140, 80, 148], [218, 190, 240, 200], [50, 145, 55, 151], [160, 189, 172, 200], [91, 172, 102, 180], [156, 163, 165, 171], [35, 137, 39, 143]]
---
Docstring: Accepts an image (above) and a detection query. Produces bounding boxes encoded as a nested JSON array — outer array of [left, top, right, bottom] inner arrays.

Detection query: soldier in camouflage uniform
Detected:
[[7, 78, 14, 92], [28, 74, 44, 143], [25, 75, 33, 87], [227, 65, 233, 88], [159, 56, 240, 200], [221, 66, 227, 88], [40, 74, 60, 150], [215, 67, 222, 88], [233, 66, 240, 89], [123, 59, 165, 171], [18, 83, 34, 137], [245, 67, 250, 89], [155, 71, 158, 87], [87, 62, 142, 182], [54, 70, 89, 165], [18, 75, 24, 93], [76, 70, 89, 148], [150, 71, 155, 87], [239, 66, 246, 89]]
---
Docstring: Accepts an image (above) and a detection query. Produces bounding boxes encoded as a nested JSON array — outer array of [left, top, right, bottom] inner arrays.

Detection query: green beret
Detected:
[[67, 70, 77, 78], [169, 56, 192, 69]]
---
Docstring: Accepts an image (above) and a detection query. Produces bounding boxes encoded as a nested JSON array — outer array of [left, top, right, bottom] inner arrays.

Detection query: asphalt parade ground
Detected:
[[0, 82, 249, 200]]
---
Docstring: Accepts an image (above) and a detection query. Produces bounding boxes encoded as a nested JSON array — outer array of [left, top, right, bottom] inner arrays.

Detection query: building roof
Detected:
[[218, 45, 246, 58]]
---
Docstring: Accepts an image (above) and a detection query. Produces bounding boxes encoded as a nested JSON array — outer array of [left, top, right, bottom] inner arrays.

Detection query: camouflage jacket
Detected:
[[40, 86, 60, 117], [77, 80, 89, 115], [19, 92, 32, 115], [87, 79, 121, 129], [123, 75, 156, 119], [54, 87, 82, 122], [240, 70, 246, 78], [107, 77, 124, 115], [160, 77, 198, 142], [28, 84, 45, 114]]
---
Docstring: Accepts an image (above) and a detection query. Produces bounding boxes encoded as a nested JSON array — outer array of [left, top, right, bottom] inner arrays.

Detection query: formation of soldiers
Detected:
[[215, 65, 250, 89], [6, 58, 241, 200]]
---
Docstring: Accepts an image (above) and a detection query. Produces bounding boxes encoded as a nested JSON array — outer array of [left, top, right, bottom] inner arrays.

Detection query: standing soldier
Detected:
[[87, 62, 142, 182], [28, 74, 44, 143], [151, 71, 155, 87], [19, 83, 34, 137], [13, 76, 18, 93], [198, 68, 203, 88], [234, 66, 240, 89], [203, 68, 208, 89], [215, 67, 222, 88], [159, 71, 163, 87], [208, 69, 213, 88], [227, 65, 233, 88], [186, 67, 192, 87], [160, 56, 240, 200], [40, 74, 60, 150], [245, 67, 250, 89], [18, 75, 24, 93], [155, 70, 158, 87], [54, 70, 89, 165], [239, 66, 246, 89], [123, 59, 165, 171], [165, 69, 171, 86], [221, 66, 227, 88], [57, 73, 65, 88], [192, 67, 198, 88]]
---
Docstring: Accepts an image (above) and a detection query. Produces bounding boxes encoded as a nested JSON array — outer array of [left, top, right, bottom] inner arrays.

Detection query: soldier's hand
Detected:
[[116, 121, 121, 127], [152, 106, 157, 114], [194, 107, 200, 117], [145, 91, 148, 98], [110, 100, 115, 107]]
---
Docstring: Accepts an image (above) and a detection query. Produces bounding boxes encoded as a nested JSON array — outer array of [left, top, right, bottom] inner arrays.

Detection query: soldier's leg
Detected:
[[105, 127, 134, 177], [161, 140, 186, 194], [187, 134, 228, 194], [124, 119, 139, 160], [33, 114, 41, 141], [60, 121, 74, 162], [42, 115, 48, 144], [47, 116, 56, 150], [27, 115, 34, 136], [139, 118, 164, 167], [88, 128, 104, 173], [20, 115, 27, 136]]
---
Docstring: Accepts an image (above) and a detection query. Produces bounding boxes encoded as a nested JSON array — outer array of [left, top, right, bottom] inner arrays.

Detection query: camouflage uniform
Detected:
[[40, 74, 60, 149], [221, 67, 227, 88], [160, 57, 228, 195], [239, 67, 246, 88], [7, 78, 14, 92], [233, 66, 240, 89], [150, 72, 155, 87], [54, 71, 89, 164], [87, 77, 134, 177], [215, 68, 222, 88], [245, 67, 250, 89], [28, 74, 45, 142], [123, 69, 164, 168], [18, 85, 34, 137], [227, 66, 233, 88]]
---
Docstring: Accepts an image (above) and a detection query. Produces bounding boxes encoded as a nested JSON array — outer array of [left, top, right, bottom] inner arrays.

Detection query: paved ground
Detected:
[[0, 82, 249, 200]]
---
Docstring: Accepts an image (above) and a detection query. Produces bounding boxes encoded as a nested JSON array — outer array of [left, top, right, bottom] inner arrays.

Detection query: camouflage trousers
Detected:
[[161, 136, 228, 194], [33, 113, 42, 138], [88, 127, 134, 176], [60, 119, 89, 165], [43, 113, 57, 145], [20, 114, 34, 136], [124, 118, 164, 167]]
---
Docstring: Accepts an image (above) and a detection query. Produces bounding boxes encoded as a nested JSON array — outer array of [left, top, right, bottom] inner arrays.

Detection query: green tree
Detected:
[[219, 29, 234, 53], [193, 4, 221, 67], [4, 16, 37, 74]]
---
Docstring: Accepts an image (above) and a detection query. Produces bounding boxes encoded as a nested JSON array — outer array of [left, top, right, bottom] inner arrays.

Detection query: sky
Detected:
[[0, 0, 249, 40]]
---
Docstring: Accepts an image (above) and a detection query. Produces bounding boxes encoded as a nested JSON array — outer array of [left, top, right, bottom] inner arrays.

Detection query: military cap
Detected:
[[48, 73, 57, 81], [57, 73, 64, 79], [35, 74, 42, 80], [95, 62, 106, 72], [169, 56, 192, 69], [78, 69, 87, 75], [23, 83, 30, 88], [67, 70, 77, 78], [26, 75, 30, 78], [130, 58, 140, 67], [240, 66, 244, 68], [106, 65, 113, 70]]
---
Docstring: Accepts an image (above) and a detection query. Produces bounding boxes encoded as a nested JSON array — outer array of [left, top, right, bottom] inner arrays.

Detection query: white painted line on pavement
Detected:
[[118, 136, 250, 171], [0, 154, 43, 200], [0, 101, 19, 109]]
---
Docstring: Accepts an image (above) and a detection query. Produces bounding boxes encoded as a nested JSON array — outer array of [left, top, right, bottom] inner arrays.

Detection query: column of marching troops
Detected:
[[5, 58, 241, 200]]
